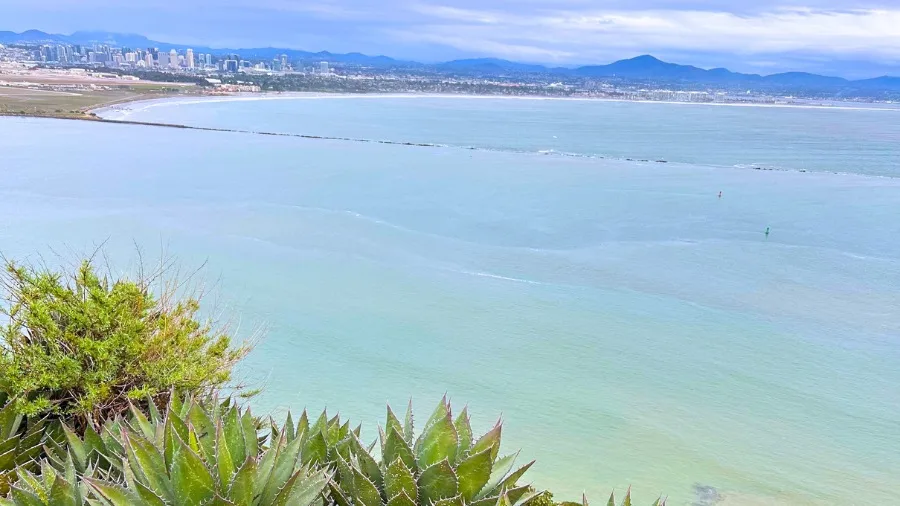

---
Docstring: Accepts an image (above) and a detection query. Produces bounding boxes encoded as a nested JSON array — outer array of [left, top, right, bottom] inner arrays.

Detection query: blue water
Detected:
[[2, 96, 899, 505]]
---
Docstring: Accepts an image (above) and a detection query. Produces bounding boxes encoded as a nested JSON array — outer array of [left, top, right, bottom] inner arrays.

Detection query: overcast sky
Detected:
[[4, 0, 900, 76]]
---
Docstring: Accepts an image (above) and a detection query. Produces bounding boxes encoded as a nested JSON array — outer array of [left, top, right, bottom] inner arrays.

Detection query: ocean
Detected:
[[1, 96, 899, 505]]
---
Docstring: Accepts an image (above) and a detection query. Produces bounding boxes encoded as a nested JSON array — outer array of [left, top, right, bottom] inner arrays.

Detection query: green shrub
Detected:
[[0, 260, 248, 430]]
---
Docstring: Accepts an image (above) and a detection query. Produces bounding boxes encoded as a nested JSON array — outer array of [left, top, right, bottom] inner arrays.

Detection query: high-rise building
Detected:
[[281, 54, 288, 70], [186, 48, 195, 69], [319, 61, 329, 74], [158, 52, 169, 68], [205, 53, 212, 66], [169, 49, 178, 68], [145, 53, 154, 67], [224, 60, 239, 73]]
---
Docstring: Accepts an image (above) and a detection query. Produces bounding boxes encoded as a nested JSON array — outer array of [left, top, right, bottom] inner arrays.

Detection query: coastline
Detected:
[[91, 91, 900, 118]]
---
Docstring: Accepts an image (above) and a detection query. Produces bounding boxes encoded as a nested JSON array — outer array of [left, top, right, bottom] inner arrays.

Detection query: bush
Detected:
[[0, 259, 248, 430]]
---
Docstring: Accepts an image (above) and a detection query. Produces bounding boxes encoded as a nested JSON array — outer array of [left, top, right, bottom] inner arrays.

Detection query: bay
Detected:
[[1, 96, 899, 505]]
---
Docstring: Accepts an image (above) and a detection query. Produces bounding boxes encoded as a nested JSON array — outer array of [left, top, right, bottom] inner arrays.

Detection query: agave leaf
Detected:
[[606, 492, 615, 506], [146, 397, 163, 426], [83, 427, 106, 461], [349, 433, 383, 489], [474, 453, 517, 500], [418, 459, 458, 504], [382, 428, 416, 472], [259, 430, 305, 506], [456, 447, 493, 501], [621, 487, 631, 506], [650, 498, 660, 506], [85, 479, 135, 506], [417, 409, 458, 469], [387, 490, 416, 506], [128, 403, 155, 441], [63, 425, 88, 472], [227, 457, 257, 506], [309, 412, 328, 439], [471, 424, 501, 462], [186, 404, 216, 461], [350, 466, 382, 506], [48, 473, 80, 506], [284, 412, 296, 442], [0, 403, 23, 438], [296, 411, 309, 443], [124, 432, 174, 504], [273, 470, 329, 506], [205, 496, 238, 506], [170, 433, 216, 506], [469, 495, 501, 506], [11, 486, 46, 506], [329, 481, 352, 506], [215, 422, 236, 492], [415, 398, 448, 453], [499, 461, 534, 491], [223, 407, 247, 466], [164, 409, 190, 472], [454, 408, 473, 456], [505, 485, 530, 504], [386, 406, 404, 438], [301, 430, 327, 466], [254, 436, 283, 500], [403, 400, 414, 446], [132, 481, 167, 506], [239, 411, 257, 461], [384, 458, 417, 503], [433, 495, 465, 506]]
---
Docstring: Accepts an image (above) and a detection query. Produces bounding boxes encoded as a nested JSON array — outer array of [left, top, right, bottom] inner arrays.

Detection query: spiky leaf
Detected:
[[417, 459, 458, 504], [456, 447, 493, 501], [384, 458, 417, 502]]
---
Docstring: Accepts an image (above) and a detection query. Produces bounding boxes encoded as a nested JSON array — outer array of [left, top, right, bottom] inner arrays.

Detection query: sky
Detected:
[[4, 0, 900, 77]]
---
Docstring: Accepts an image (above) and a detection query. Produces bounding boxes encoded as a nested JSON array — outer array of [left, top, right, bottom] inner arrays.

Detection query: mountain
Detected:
[[436, 58, 554, 74], [2, 30, 898, 96]]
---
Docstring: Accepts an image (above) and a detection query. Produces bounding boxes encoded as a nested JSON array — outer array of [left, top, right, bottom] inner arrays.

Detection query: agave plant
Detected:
[[37, 395, 330, 506], [0, 394, 63, 496], [309, 397, 540, 506]]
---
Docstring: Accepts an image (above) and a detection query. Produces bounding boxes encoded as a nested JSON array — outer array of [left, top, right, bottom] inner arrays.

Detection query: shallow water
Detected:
[[2, 97, 900, 505]]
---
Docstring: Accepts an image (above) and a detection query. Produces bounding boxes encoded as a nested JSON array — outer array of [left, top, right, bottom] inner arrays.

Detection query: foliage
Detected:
[[0, 260, 248, 429], [319, 397, 540, 506], [0, 393, 63, 496], [37, 394, 330, 506]]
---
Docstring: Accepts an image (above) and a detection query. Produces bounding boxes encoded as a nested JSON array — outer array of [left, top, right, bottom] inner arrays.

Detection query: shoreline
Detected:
[[91, 91, 900, 117]]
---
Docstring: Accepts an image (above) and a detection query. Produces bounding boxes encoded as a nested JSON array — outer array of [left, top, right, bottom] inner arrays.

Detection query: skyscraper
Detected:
[[205, 54, 212, 66], [169, 49, 178, 68], [281, 55, 288, 70], [186, 48, 195, 69], [145, 53, 154, 68], [319, 61, 329, 74], [158, 52, 168, 68]]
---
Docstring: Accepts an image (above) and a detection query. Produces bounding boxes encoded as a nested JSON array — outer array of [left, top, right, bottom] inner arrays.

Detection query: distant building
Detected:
[[186, 48, 194, 68], [205, 53, 212, 66], [158, 52, 169, 68], [319, 61, 329, 74], [145, 53, 153, 68], [169, 49, 178, 68], [224, 59, 239, 73], [281, 54, 288, 70]]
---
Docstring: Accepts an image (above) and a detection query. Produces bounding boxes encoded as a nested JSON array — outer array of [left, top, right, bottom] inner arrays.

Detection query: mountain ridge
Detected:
[[2, 30, 899, 94]]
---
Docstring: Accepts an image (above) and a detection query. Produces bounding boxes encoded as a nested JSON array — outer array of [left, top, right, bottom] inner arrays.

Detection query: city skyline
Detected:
[[2, 0, 900, 78]]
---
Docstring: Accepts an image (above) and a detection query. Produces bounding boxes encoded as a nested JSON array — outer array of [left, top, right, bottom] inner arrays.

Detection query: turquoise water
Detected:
[[2, 96, 900, 505]]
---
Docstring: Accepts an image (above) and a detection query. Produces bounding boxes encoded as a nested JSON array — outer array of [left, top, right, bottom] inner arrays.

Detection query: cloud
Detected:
[[399, 4, 900, 64], [3, 0, 900, 74]]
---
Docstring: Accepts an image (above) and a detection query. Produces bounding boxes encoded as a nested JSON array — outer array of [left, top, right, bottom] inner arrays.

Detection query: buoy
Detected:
[[765, 227, 770, 238]]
